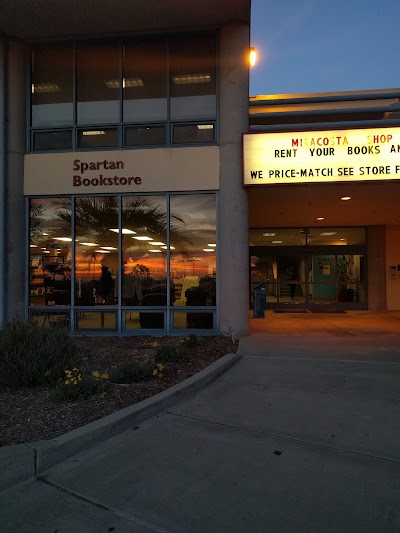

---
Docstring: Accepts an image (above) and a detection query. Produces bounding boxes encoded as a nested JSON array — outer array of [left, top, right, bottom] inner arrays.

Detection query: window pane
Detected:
[[77, 43, 120, 124], [29, 198, 72, 307], [124, 125, 165, 146], [78, 128, 118, 148], [172, 123, 215, 144], [123, 40, 167, 122], [31, 311, 70, 328], [76, 311, 117, 330], [170, 194, 216, 307], [75, 197, 119, 306], [121, 196, 168, 306], [33, 130, 72, 151], [32, 46, 73, 127], [170, 35, 216, 120], [173, 311, 214, 330], [124, 311, 165, 330]]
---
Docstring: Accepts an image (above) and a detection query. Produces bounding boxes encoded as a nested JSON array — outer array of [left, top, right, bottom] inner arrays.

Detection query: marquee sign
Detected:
[[243, 127, 400, 185]]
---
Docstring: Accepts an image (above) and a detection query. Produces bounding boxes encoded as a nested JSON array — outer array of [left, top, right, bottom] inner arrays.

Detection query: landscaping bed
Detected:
[[0, 335, 238, 447]]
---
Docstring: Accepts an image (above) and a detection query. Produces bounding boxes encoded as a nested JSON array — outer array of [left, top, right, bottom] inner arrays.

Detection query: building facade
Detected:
[[1, 1, 399, 337]]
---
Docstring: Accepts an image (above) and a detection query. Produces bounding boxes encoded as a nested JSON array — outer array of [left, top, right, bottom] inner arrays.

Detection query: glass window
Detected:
[[121, 196, 168, 306], [77, 43, 120, 125], [173, 311, 214, 330], [172, 123, 215, 144], [170, 35, 216, 120], [31, 311, 70, 327], [123, 40, 167, 122], [29, 198, 72, 307], [124, 311, 165, 330], [124, 125, 165, 146], [75, 197, 119, 306], [249, 227, 366, 246], [76, 311, 117, 330], [170, 194, 216, 307], [77, 128, 118, 149], [31, 46, 73, 127], [33, 130, 72, 151]]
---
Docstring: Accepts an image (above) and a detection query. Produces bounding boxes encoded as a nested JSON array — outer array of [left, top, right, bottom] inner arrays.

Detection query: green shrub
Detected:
[[0, 320, 79, 388], [182, 334, 199, 347], [110, 361, 154, 384], [154, 343, 188, 363], [51, 372, 104, 402]]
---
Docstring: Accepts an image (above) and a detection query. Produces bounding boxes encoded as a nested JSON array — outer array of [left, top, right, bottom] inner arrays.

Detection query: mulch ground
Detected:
[[0, 336, 238, 447]]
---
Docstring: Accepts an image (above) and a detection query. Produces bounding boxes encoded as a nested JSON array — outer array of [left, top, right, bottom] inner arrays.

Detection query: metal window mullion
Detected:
[[119, 40, 123, 148], [166, 37, 171, 145], [166, 193, 171, 333], [70, 196, 76, 332], [25, 198, 30, 320], [215, 191, 219, 332], [72, 44, 77, 149], [118, 194, 122, 333]]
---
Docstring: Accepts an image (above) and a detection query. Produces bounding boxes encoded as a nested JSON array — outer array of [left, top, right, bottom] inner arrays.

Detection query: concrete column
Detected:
[[0, 39, 5, 326], [6, 40, 26, 320], [367, 226, 386, 311], [219, 22, 250, 337]]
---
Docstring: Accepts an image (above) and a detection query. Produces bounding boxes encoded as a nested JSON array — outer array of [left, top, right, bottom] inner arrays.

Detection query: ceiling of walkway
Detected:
[[0, 0, 250, 40]]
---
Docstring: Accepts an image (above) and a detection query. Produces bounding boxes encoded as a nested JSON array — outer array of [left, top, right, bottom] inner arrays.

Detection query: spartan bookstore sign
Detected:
[[243, 127, 400, 186]]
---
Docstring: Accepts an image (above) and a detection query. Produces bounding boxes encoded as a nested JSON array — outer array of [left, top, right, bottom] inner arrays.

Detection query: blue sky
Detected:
[[250, 0, 400, 96]]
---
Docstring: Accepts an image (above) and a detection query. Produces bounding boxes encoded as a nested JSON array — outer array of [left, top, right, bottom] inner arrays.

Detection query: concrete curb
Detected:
[[32, 351, 241, 475], [0, 444, 36, 494]]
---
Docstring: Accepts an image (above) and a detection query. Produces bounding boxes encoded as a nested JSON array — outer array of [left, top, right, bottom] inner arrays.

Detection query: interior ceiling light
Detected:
[[151, 242, 165, 246], [316, 217, 325, 221], [341, 196, 351, 201], [203, 248, 214, 252], [148, 249, 162, 253], [263, 232, 276, 237], [79, 242, 98, 246], [52, 237, 72, 242], [43, 250, 50, 253], [30, 244, 37, 248], [133, 236, 153, 241], [105, 78, 144, 89], [272, 240, 283, 244], [207, 244, 216, 247], [109, 228, 136, 234], [96, 249, 110, 253], [161, 246, 175, 250], [42, 232, 49, 236], [340, 238, 346, 241], [172, 74, 211, 85], [82, 130, 105, 136], [320, 232, 337, 236], [197, 124, 214, 130], [31, 83, 61, 94], [100, 246, 117, 250]]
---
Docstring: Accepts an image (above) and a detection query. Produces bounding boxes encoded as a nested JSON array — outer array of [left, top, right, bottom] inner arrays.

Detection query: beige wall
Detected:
[[367, 226, 386, 311], [385, 226, 400, 310]]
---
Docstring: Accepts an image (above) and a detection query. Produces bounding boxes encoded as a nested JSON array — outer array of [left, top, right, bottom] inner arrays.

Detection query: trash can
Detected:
[[253, 282, 267, 318]]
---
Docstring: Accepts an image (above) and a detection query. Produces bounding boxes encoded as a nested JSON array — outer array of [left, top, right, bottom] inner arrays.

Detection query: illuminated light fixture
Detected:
[[249, 47, 257, 67], [52, 237, 72, 242], [320, 232, 337, 236], [43, 250, 50, 253], [105, 78, 144, 89], [151, 242, 165, 246], [96, 249, 110, 253], [197, 124, 214, 130], [161, 246, 175, 250], [42, 232, 49, 236], [341, 196, 351, 201], [207, 244, 216, 247], [148, 249, 162, 253], [263, 233, 276, 237], [31, 83, 61, 94], [272, 240, 283, 244], [100, 246, 117, 250], [79, 242, 98, 246], [173, 74, 211, 85], [340, 238, 346, 241], [110, 228, 136, 234], [316, 217, 325, 221], [82, 130, 105, 136], [30, 244, 38, 248], [203, 248, 214, 252], [132, 236, 153, 241]]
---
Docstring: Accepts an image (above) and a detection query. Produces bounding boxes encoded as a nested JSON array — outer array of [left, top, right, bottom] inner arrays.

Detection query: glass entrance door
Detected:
[[250, 250, 366, 310]]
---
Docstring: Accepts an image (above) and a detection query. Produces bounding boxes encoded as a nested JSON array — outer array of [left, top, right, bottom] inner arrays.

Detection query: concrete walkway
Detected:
[[1, 312, 400, 532]]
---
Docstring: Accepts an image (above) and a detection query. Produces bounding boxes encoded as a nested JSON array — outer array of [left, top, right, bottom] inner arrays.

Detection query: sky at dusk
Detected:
[[250, 0, 399, 97]]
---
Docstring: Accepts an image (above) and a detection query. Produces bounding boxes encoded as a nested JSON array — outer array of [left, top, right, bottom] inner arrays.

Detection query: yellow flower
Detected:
[[152, 369, 158, 376], [92, 370, 100, 378], [151, 341, 159, 347], [65, 379, 70, 385], [65, 370, 72, 376], [73, 367, 78, 371], [158, 373, 163, 378], [157, 363, 165, 371], [78, 375, 82, 381], [101, 372, 109, 380], [73, 380, 78, 385]]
